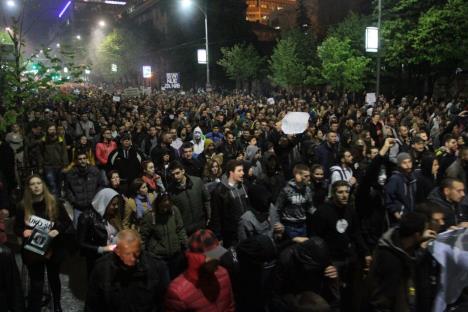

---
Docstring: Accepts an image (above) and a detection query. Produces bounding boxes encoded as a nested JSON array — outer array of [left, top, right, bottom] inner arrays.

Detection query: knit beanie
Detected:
[[396, 152, 412, 166]]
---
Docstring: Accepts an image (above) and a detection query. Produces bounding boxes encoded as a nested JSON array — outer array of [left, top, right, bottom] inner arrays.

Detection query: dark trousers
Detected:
[[333, 258, 362, 312], [43, 166, 63, 198], [27, 260, 61, 312]]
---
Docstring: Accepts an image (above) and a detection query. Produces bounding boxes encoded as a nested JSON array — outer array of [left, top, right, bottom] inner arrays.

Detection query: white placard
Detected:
[[112, 96, 121, 102], [281, 112, 310, 135], [366, 92, 376, 105]]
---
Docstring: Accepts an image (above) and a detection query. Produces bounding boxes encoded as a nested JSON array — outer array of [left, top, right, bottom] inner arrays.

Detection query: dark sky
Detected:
[[1, 0, 71, 51]]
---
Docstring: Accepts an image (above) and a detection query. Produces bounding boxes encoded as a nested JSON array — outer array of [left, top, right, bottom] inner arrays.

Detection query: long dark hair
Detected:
[[198, 259, 221, 302]]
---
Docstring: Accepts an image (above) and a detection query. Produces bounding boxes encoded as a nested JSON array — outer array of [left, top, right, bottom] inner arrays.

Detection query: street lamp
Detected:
[[76, 35, 81, 40], [98, 20, 106, 27], [180, 0, 211, 91], [56, 43, 60, 48], [6, 0, 16, 8]]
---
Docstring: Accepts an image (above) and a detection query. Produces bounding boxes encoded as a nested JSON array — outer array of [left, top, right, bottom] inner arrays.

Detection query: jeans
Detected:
[[44, 166, 63, 198], [73, 209, 83, 230]]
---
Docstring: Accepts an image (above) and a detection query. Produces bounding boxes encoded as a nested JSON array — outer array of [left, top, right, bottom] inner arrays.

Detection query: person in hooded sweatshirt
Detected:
[[276, 164, 314, 239], [363, 212, 436, 312], [238, 184, 280, 241], [257, 151, 285, 203], [191, 126, 205, 158], [77, 188, 123, 275], [245, 139, 263, 178], [312, 180, 371, 312], [384, 152, 417, 224], [271, 237, 339, 312], [210, 159, 251, 248], [415, 155, 439, 204]]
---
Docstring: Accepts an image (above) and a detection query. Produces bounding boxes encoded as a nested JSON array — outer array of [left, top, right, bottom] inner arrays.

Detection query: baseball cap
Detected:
[[188, 229, 227, 260]]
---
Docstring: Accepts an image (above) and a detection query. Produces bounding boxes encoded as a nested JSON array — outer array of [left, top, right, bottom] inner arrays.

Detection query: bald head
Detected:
[[114, 229, 141, 267]]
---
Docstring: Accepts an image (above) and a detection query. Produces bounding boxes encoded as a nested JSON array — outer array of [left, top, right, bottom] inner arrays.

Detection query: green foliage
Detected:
[[268, 37, 307, 90], [281, 29, 319, 67], [329, 13, 373, 54], [217, 44, 263, 85], [318, 37, 371, 92], [0, 21, 86, 133], [95, 28, 144, 83], [382, 0, 468, 68]]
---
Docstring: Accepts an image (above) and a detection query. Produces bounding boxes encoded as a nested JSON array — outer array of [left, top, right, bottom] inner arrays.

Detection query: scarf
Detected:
[[135, 194, 151, 219]]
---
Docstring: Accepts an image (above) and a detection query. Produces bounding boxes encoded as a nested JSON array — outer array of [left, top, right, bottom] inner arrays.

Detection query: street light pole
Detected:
[[204, 11, 210, 91], [376, 0, 382, 98], [181, 0, 211, 91]]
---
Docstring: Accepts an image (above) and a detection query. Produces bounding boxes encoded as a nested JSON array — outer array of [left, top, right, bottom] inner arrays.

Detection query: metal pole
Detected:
[[376, 0, 381, 97], [204, 13, 210, 91]]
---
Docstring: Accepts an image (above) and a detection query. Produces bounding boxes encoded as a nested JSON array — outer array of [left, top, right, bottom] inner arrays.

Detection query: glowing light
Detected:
[[365, 27, 379, 53], [197, 49, 207, 64], [98, 20, 106, 27], [63, 67, 68, 73], [6, 0, 16, 8], [56, 43, 61, 48], [104, 1, 126, 5], [58, 1, 72, 18], [76, 35, 81, 40], [180, 0, 192, 9]]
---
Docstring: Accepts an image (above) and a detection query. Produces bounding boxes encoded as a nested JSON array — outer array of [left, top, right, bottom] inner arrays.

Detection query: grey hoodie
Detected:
[[92, 188, 119, 217], [91, 188, 120, 250]]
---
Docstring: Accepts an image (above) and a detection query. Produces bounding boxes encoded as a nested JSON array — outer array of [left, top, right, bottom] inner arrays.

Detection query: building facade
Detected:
[[246, 0, 296, 24]]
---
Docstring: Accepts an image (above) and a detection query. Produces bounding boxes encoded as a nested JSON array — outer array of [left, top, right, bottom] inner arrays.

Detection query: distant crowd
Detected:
[[0, 89, 467, 311]]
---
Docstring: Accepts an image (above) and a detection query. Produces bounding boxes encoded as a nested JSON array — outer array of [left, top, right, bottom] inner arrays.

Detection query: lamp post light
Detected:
[[180, 0, 211, 91], [365, 0, 382, 98], [6, 0, 16, 7], [76, 35, 81, 40], [98, 20, 106, 28], [56, 43, 61, 48]]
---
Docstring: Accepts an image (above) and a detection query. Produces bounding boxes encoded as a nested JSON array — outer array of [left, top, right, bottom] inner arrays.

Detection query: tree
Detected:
[[296, 0, 311, 29], [380, 0, 468, 94], [95, 29, 144, 84], [329, 12, 373, 55], [217, 44, 263, 89], [268, 37, 307, 91], [0, 21, 86, 132], [318, 36, 371, 93]]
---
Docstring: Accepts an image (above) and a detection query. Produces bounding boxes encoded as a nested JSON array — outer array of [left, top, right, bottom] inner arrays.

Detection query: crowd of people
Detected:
[[0, 89, 467, 312]]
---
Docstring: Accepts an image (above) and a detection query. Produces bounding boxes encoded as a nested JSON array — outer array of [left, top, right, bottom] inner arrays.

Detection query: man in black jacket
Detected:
[[65, 151, 106, 228], [107, 133, 143, 192], [180, 142, 203, 177], [86, 229, 169, 312], [312, 180, 371, 312], [167, 161, 211, 235], [364, 213, 435, 312], [210, 160, 251, 248]]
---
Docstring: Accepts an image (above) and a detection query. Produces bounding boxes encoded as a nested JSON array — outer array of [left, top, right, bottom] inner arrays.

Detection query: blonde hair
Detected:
[[21, 175, 59, 222]]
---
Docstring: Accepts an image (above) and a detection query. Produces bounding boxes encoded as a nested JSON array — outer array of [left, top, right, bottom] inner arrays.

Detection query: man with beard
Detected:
[[86, 229, 169, 311], [39, 124, 69, 197], [65, 151, 106, 227], [384, 153, 417, 224], [330, 149, 357, 188], [276, 164, 314, 239], [312, 180, 371, 312]]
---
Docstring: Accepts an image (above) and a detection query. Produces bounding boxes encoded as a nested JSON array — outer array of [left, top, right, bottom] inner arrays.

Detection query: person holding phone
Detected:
[[77, 188, 123, 276]]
